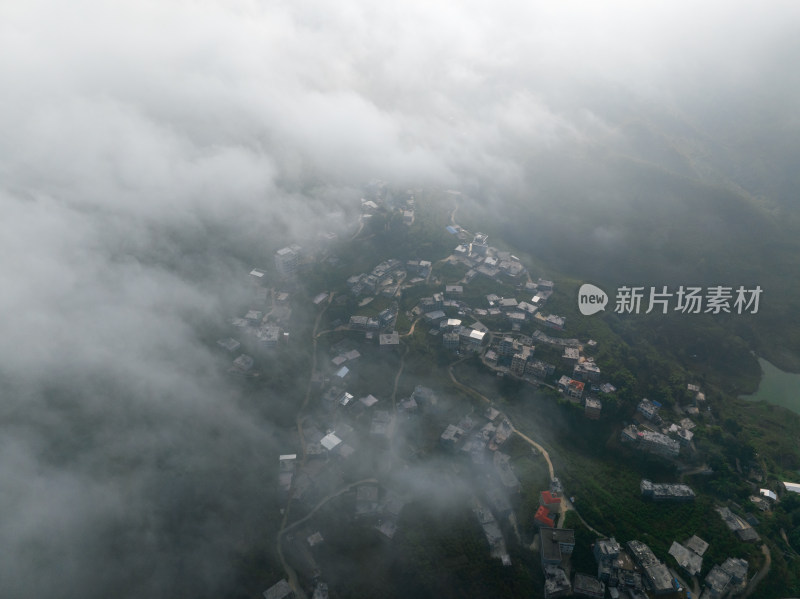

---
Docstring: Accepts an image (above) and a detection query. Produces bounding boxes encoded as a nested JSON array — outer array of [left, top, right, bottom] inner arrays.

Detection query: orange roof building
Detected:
[[534, 505, 555, 528]]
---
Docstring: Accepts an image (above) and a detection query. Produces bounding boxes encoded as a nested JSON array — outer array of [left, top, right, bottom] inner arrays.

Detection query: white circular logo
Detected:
[[578, 283, 608, 315]]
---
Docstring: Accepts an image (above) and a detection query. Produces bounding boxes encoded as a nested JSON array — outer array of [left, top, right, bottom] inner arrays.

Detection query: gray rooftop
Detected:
[[263, 579, 292, 599], [684, 534, 709, 556], [543, 565, 571, 598], [641, 479, 695, 501], [668, 541, 702, 576], [626, 540, 674, 594], [705, 565, 732, 594], [540, 527, 575, 564], [573, 573, 605, 598], [721, 557, 749, 583]]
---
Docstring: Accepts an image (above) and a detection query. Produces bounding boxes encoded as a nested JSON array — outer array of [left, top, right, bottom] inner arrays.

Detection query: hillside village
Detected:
[[216, 186, 798, 599]]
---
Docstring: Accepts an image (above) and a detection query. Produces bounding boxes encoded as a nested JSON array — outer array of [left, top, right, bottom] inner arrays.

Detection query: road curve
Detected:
[[743, 543, 771, 598], [447, 359, 607, 538], [510, 427, 554, 481], [276, 294, 332, 599]]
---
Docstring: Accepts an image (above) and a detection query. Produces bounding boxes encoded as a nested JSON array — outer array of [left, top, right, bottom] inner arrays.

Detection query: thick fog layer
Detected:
[[1, 1, 798, 597]]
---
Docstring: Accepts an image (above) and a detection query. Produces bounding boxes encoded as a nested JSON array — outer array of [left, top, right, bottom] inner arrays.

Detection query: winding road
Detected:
[[281, 478, 380, 537], [276, 293, 332, 599], [743, 543, 771, 598], [276, 202, 610, 593], [447, 359, 606, 539]]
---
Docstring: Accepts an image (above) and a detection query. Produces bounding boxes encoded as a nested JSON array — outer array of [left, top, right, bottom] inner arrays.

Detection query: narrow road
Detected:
[[510, 426, 554, 481], [448, 359, 607, 539], [447, 359, 492, 404], [780, 527, 798, 556], [390, 344, 409, 410], [743, 543, 771, 598], [281, 478, 380, 537], [399, 317, 420, 338], [350, 216, 365, 240], [558, 495, 604, 537], [387, 343, 410, 461], [298, 294, 333, 466], [276, 293, 332, 599], [278, 293, 408, 596], [447, 360, 555, 480], [678, 463, 711, 483]]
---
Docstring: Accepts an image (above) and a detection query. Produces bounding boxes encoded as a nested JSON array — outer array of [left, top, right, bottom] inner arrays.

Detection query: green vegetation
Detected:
[[510, 442, 554, 538], [723, 398, 800, 475], [756, 493, 800, 596], [565, 463, 761, 572], [391, 502, 539, 599], [433, 260, 468, 283], [562, 511, 599, 576], [461, 155, 800, 375], [257, 187, 800, 597], [308, 496, 540, 599]]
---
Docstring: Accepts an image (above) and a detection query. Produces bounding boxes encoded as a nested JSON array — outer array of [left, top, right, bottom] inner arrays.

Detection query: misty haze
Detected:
[[1, 1, 800, 598]]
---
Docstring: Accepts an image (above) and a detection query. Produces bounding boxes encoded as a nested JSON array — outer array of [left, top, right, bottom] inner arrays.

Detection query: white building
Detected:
[[274, 245, 302, 276]]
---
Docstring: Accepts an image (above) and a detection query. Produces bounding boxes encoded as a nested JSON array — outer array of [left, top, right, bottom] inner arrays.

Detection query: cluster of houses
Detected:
[[278, 378, 528, 591], [358, 182, 417, 225], [527, 488, 653, 599], [439, 406, 520, 565], [347, 258, 405, 298], [440, 406, 515, 458], [338, 234, 580, 399], [486, 335, 549, 377], [442, 228, 570, 328], [547, 530, 751, 599], [333, 234, 621, 448], [480, 286, 563, 332], [620, 394, 700, 460], [666, 512, 755, 597], [531, 479, 756, 598], [668, 535, 708, 577], [540, 526, 577, 598], [716, 506, 760, 543], [273, 449, 408, 595], [703, 557, 749, 597], [531, 479, 758, 598], [527, 483, 669, 599], [252, 188, 785, 599], [279, 379, 439, 529], [438, 318, 487, 353], [587, 537, 676, 597], [502, 475, 583, 599], [452, 232, 528, 282], [472, 497, 512, 566], [668, 533, 750, 597], [216, 270, 296, 374]]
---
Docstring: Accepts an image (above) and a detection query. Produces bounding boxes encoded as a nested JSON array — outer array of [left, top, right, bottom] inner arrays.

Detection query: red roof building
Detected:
[[534, 505, 555, 528], [541, 490, 562, 509], [567, 379, 585, 398]]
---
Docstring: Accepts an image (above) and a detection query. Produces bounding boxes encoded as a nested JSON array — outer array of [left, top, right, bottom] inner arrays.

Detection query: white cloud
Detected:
[[0, 1, 797, 596]]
